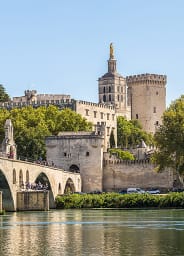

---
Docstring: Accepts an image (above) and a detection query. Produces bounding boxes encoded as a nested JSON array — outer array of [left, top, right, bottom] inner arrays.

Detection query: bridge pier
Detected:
[[17, 191, 49, 211]]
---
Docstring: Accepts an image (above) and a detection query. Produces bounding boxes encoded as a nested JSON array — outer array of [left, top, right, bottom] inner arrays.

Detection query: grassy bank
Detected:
[[55, 192, 184, 209]]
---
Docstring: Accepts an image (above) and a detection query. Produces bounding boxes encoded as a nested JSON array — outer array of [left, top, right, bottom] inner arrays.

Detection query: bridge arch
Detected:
[[35, 172, 55, 208], [64, 178, 75, 194], [0, 169, 14, 211], [69, 164, 80, 173]]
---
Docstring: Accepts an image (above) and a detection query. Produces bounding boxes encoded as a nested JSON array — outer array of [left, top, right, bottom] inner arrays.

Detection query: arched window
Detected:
[[103, 87, 105, 93], [19, 169, 23, 188], [26, 170, 29, 183], [109, 86, 111, 93], [103, 95, 106, 102], [13, 169, 16, 184], [69, 165, 80, 173]]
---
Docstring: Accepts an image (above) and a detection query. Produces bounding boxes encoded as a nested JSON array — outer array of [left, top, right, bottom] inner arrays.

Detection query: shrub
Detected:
[[55, 193, 184, 209]]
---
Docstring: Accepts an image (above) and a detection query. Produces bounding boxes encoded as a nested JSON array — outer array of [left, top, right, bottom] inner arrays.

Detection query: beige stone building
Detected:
[[72, 100, 117, 151]]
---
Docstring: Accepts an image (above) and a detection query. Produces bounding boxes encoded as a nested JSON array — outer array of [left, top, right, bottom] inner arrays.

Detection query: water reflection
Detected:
[[0, 209, 184, 255]]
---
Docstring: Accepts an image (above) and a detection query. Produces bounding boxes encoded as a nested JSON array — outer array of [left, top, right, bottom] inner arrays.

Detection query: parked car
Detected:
[[88, 190, 102, 194], [119, 189, 127, 194], [146, 188, 160, 194], [171, 188, 184, 193], [127, 188, 145, 194]]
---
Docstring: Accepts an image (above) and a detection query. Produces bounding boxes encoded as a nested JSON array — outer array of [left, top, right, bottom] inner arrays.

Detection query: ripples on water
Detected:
[[0, 209, 184, 256]]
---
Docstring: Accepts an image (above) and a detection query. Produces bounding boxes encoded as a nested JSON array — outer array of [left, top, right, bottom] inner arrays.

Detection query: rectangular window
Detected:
[[112, 114, 115, 121], [85, 109, 89, 116], [107, 113, 110, 120], [101, 112, 103, 119], [107, 127, 110, 136], [94, 111, 97, 118], [153, 107, 156, 113]]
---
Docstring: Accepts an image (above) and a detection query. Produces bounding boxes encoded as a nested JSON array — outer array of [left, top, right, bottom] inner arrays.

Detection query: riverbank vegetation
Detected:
[[55, 192, 184, 209], [152, 95, 184, 178]]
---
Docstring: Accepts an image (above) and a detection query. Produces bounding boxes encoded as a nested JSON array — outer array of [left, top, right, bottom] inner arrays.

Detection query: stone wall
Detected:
[[17, 191, 49, 211], [103, 160, 173, 192]]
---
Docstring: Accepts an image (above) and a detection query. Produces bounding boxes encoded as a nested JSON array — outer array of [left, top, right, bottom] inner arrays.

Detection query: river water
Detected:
[[0, 209, 184, 256]]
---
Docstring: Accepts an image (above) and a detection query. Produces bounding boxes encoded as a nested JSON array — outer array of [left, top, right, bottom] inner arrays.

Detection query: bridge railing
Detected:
[[17, 155, 58, 168]]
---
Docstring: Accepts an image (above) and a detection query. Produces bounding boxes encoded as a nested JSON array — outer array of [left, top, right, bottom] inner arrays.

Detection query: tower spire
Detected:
[[110, 43, 114, 59], [108, 43, 116, 73]]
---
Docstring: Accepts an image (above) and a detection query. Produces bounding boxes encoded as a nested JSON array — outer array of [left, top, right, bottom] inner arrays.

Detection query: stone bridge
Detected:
[[0, 157, 81, 211]]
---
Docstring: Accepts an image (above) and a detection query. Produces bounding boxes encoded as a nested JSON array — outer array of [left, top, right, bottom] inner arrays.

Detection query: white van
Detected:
[[127, 188, 145, 194]]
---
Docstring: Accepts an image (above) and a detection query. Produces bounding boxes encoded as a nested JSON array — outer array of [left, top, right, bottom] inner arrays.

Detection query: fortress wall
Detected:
[[103, 162, 173, 192]]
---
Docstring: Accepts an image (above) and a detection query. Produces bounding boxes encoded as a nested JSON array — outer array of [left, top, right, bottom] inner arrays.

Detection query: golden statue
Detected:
[[110, 43, 114, 59]]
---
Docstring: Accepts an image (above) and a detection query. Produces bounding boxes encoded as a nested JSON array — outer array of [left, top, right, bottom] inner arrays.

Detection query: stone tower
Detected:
[[126, 74, 167, 133], [98, 43, 131, 119], [45, 131, 104, 193], [2, 119, 17, 159]]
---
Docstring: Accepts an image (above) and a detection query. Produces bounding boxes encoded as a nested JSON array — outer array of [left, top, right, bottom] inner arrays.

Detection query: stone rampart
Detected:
[[103, 160, 173, 192]]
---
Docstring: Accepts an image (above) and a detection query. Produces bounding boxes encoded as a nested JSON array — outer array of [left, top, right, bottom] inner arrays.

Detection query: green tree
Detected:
[[109, 148, 135, 160], [117, 116, 153, 148], [0, 85, 10, 102], [0, 106, 92, 160], [109, 130, 115, 148], [152, 95, 184, 179]]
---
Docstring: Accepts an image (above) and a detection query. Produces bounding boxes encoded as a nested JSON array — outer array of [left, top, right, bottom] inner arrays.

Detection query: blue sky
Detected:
[[0, 0, 183, 106]]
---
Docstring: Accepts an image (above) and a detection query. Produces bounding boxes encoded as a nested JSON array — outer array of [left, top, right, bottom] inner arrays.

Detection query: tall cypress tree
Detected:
[[0, 84, 10, 102]]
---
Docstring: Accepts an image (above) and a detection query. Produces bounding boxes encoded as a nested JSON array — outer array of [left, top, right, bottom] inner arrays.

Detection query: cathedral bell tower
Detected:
[[98, 43, 131, 119]]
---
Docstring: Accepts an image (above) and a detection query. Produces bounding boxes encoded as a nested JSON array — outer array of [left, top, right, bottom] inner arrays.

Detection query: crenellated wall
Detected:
[[103, 158, 173, 192]]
